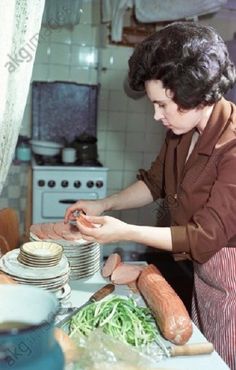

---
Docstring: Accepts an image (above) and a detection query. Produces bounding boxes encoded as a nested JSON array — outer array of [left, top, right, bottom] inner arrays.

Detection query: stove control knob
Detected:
[[48, 180, 56, 188], [61, 180, 69, 188], [96, 180, 103, 188], [87, 180, 94, 188], [74, 180, 81, 188], [38, 180, 45, 187]]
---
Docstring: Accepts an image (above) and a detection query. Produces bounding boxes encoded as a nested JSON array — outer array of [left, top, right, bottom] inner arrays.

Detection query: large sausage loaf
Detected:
[[137, 264, 192, 345]]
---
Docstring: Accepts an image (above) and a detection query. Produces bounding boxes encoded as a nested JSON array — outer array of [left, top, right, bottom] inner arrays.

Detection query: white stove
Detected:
[[32, 159, 108, 224]]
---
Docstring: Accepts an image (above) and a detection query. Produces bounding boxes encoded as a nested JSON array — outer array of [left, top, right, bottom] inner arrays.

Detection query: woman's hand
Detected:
[[64, 200, 106, 224], [64, 181, 153, 224], [75, 214, 173, 252], [75, 215, 131, 244]]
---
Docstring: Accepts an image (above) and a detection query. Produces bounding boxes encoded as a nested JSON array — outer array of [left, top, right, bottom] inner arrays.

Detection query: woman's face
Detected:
[[145, 80, 207, 135]]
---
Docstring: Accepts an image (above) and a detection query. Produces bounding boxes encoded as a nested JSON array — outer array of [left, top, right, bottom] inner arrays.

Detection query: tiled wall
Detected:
[[0, 164, 30, 235], [18, 0, 164, 252], [97, 45, 165, 226], [5, 0, 236, 251]]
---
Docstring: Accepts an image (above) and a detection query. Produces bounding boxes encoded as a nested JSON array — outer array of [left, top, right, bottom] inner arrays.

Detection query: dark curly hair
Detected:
[[128, 22, 236, 109]]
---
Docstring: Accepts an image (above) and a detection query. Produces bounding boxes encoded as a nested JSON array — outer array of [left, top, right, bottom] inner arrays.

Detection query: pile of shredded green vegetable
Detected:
[[69, 296, 157, 347]]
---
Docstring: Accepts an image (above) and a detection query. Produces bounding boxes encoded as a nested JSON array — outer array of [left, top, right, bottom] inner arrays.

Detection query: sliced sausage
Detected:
[[61, 224, 82, 241], [30, 224, 46, 240], [53, 221, 69, 239], [102, 253, 122, 278], [111, 263, 144, 285], [53, 222, 79, 240], [76, 213, 95, 228], [137, 264, 192, 345], [40, 223, 60, 240]]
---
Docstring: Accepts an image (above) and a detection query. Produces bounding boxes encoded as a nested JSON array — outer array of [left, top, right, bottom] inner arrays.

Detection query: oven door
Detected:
[[42, 191, 98, 219]]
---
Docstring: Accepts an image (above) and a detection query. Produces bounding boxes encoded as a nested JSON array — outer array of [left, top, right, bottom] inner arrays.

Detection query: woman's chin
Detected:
[[171, 127, 187, 135]]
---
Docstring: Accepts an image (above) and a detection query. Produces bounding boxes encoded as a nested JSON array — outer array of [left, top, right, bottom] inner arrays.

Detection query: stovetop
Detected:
[[33, 154, 103, 167]]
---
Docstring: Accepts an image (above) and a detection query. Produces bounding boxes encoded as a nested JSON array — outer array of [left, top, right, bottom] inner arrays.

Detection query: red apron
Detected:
[[192, 247, 236, 369]]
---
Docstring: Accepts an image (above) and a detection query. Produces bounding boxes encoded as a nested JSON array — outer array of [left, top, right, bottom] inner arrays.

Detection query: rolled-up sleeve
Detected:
[[171, 148, 236, 263]]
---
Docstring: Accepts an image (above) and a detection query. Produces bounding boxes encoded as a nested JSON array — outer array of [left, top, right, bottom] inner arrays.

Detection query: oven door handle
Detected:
[[59, 199, 77, 204]]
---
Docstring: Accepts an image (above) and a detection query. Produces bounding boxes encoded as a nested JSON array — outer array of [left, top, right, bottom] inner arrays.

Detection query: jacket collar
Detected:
[[197, 98, 233, 156], [171, 98, 234, 181]]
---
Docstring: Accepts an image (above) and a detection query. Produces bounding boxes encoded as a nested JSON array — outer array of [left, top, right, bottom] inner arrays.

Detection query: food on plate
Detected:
[[30, 223, 46, 240], [54, 221, 82, 241], [41, 223, 60, 240], [30, 222, 82, 241], [111, 263, 144, 285], [0, 272, 16, 284], [137, 264, 193, 345], [60, 224, 82, 241], [102, 253, 121, 278], [69, 295, 158, 347], [54, 327, 80, 364], [61, 228, 82, 241]]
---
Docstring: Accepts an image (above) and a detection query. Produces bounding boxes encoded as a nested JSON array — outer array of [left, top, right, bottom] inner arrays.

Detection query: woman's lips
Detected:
[[162, 119, 170, 126], [162, 121, 171, 128]]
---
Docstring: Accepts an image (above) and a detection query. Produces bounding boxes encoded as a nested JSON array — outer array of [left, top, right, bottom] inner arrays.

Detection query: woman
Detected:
[[64, 22, 236, 369]]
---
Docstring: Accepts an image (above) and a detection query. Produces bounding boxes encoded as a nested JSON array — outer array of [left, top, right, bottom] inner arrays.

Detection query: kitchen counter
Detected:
[[69, 272, 230, 370]]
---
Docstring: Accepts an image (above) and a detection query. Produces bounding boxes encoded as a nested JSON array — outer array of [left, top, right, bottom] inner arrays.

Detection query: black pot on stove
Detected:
[[72, 134, 98, 163]]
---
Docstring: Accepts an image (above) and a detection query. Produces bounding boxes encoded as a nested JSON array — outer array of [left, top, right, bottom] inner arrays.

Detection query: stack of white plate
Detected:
[[63, 241, 101, 280], [30, 232, 102, 280], [0, 249, 71, 305], [18, 241, 63, 267]]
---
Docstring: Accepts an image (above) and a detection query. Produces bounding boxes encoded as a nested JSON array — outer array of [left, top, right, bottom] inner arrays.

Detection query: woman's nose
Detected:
[[154, 106, 164, 121]]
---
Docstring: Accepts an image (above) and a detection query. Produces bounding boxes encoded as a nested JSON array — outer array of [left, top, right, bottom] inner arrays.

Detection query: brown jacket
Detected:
[[138, 98, 236, 263]]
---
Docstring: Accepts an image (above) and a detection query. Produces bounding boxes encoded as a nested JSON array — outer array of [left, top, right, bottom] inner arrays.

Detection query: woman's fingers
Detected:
[[76, 215, 129, 245], [76, 220, 98, 236], [64, 201, 105, 224], [81, 234, 96, 242], [83, 215, 105, 225], [64, 205, 79, 223]]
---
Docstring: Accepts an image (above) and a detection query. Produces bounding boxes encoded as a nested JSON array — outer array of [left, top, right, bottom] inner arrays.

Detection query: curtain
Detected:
[[0, 0, 45, 194]]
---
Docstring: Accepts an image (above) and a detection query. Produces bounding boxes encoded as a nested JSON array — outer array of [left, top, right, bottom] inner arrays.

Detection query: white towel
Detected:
[[101, 0, 133, 42], [42, 0, 82, 28], [101, 0, 112, 22], [134, 0, 227, 23]]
